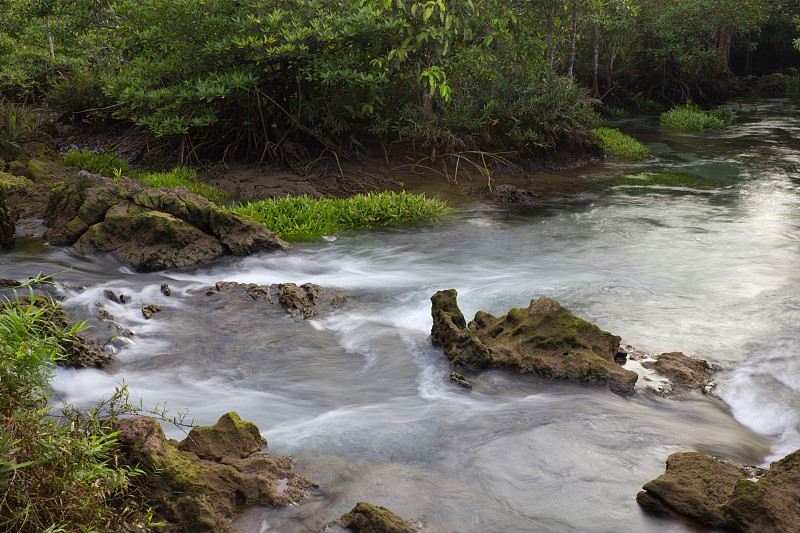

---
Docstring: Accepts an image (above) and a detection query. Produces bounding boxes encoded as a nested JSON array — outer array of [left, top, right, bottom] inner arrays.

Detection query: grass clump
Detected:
[[63, 150, 229, 204], [63, 149, 127, 177], [136, 167, 231, 204], [592, 127, 651, 161], [660, 103, 734, 131], [0, 276, 159, 532], [607, 172, 720, 189], [231, 192, 450, 240], [0, 101, 46, 158]]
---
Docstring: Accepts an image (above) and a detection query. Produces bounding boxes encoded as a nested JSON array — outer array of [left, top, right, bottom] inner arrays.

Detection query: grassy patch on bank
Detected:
[[592, 127, 650, 161], [231, 192, 450, 240], [607, 172, 721, 189], [63, 150, 230, 204], [0, 277, 158, 532], [660, 104, 734, 131]]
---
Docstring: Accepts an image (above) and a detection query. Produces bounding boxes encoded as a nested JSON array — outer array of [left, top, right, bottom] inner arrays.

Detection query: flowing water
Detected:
[[2, 98, 799, 532]]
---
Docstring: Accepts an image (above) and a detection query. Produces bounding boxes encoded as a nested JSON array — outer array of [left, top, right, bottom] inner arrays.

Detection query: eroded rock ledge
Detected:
[[117, 412, 316, 533], [44, 171, 291, 272], [430, 289, 638, 394], [637, 450, 800, 532]]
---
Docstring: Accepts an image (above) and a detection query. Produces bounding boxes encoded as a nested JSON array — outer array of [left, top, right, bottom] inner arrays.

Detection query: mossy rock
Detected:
[[327, 502, 418, 533], [117, 413, 315, 533], [7, 160, 29, 178], [431, 290, 637, 394], [0, 171, 32, 194]]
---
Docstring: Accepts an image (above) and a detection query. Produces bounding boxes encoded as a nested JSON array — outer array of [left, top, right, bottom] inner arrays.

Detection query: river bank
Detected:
[[2, 97, 800, 532]]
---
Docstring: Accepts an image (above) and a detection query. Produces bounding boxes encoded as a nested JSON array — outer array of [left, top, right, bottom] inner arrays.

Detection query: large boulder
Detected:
[[116, 412, 316, 533], [45, 172, 291, 271], [430, 289, 637, 394], [637, 449, 800, 532]]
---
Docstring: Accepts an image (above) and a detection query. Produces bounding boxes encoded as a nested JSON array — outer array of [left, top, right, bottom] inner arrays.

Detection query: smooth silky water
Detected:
[[2, 98, 799, 532]]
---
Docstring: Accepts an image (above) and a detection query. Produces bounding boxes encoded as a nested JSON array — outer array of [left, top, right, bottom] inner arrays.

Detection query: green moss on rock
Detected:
[[430, 290, 637, 394]]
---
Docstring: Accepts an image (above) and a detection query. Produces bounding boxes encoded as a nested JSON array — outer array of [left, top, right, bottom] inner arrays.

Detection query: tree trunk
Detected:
[[545, 2, 556, 69], [567, 0, 578, 78], [718, 24, 734, 68], [592, 23, 600, 98]]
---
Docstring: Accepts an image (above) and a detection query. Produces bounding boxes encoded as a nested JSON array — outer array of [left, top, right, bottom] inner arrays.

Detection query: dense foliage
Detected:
[[1, 0, 798, 164], [0, 278, 158, 532]]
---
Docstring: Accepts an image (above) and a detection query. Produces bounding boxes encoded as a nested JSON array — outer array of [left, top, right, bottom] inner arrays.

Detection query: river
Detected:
[[1, 97, 799, 532]]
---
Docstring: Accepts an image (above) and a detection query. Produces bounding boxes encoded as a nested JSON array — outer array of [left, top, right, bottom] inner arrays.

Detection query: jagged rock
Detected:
[[103, 289, 120, 303], [207, 281, 347, 319], [0, 187, 15, 250], [430, 289, 637, 394], [1, 296, 112, 368], [44, 171, 291, 272], [142, 304, 161, 319], [641, 352, 712, 390], [638, 449, 800, 532], [450, 371, 472, 389], [324, 502, 418, 533], [116, 412, 316, 533], [161, 283, 172, 296]]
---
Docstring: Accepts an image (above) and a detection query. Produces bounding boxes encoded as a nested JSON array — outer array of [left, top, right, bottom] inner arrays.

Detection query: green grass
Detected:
[[230, 192, 450, 240], [136, 167, 231, 204], [63, 150, 229, 204], [0, 275, 158, 532], [786, 74, 800, 94], [607, 172, 721, 189], [659, 104, 734, 131], [592, 127, 651, 161], [63, 149, 128, 176]]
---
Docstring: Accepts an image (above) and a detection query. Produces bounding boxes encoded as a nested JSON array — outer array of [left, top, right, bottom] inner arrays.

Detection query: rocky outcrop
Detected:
[[44, 172, 291, 272], [637, 449, 800, 532], [116, 412, 316, 533], [641, 352, 713, 390], [324, 502, 418, 533], [0, 187, 15, 250], [430, 289, 637, 394], [207, 281, 347, 319]]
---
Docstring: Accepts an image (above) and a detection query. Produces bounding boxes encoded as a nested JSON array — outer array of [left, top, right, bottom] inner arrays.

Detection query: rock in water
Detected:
[[44, 171, 291, 272], [430, 289, 637, 394], [641, 352, 713, 390], [638, 449, 800, 532], [116, 412, 316, 533], [324, 502, 418, 533]]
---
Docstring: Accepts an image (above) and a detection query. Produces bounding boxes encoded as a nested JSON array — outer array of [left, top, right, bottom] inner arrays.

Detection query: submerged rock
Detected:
[[641, 352, 713, 391], [323, 502, 419, 533], [117, 412, 316, 533], [207, 281, 347, 319], [638, 449, 800, 532], [430, 289, 638, 394], [45, 171, 291, 272]]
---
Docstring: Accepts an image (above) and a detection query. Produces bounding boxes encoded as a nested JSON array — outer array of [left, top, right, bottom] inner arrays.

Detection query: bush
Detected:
[[786, 74, 800, 94], [0, 276, 158, 532], [659, 103, 733, 131], [592, 127, 650, 161], [231, 192, 450, 240], [0, 100, 46, 158]]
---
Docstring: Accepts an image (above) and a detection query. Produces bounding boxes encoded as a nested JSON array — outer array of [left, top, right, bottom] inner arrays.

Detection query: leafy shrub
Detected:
[[592, 127, 650, 161], [785, 74, 800, 94], [0, 100, 46, 158], [231, 192, 450, 240], [0, 277, 158, 532], [659, 103, 733, 131]]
